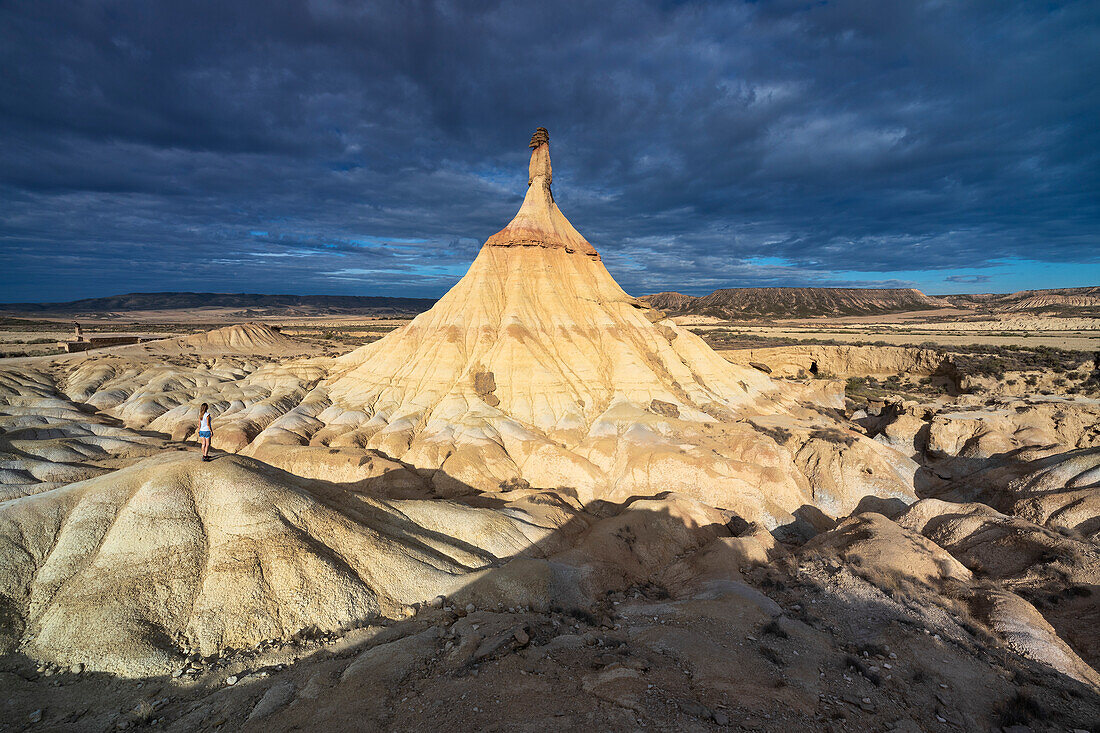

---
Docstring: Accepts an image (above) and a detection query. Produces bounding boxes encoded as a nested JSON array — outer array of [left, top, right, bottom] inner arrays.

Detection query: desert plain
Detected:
[[1, 133, 1099, 733]]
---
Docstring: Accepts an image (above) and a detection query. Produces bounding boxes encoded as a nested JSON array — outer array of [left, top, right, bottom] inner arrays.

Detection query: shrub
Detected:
[[759, 645, 786, 667], [762, 618, 789, 639], [997, 691, 1048, 726]]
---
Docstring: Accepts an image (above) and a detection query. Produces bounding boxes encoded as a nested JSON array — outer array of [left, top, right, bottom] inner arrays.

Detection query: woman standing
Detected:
[[198, 403, 213, 461]]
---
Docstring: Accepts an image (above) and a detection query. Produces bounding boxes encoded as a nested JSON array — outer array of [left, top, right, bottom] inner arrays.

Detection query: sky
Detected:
[[1, 0, 1098, 302]]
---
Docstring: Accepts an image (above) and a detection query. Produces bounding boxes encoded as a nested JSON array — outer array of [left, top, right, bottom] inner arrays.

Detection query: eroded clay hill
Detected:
[[946, 286, 1100, 312], [257, 134, 918, 523]]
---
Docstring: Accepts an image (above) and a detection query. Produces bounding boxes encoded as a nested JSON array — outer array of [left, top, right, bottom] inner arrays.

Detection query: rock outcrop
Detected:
[[722, 344, 950, 379]]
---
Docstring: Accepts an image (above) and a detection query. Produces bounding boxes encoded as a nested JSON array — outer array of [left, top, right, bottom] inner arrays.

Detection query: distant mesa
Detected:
[[0, 292, 437, 317], [644, 287, 950, 319], [6, 284, 1094, 323], [646, 285, 1100, 319], [945, 286, 1100, 312]]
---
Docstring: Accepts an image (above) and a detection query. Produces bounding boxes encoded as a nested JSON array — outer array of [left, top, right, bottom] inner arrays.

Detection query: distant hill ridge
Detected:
[[644, 287, 949, 318], [943, 286, 1100, 311], [0, 292, 438, 316], [5, 286, 1095, 320]]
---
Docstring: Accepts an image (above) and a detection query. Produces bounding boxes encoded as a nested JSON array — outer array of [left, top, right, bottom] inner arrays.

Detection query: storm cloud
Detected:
[[1, 0, 1097, 300]]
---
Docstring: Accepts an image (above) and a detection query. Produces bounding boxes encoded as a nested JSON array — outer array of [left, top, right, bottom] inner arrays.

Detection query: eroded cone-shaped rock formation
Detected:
[[284, 131, 862, 518]]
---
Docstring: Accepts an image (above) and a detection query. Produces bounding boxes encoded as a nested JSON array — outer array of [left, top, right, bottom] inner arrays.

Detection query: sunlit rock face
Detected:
[[0, 451, 587, 675], [287, 131, 916, 522]]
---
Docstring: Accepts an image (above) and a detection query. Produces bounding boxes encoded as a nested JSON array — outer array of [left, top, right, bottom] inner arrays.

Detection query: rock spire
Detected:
[[484, 128, 596, 257]]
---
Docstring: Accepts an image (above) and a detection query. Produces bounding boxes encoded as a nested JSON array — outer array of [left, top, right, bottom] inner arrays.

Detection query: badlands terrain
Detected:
[[2, 132, 1100, 732]]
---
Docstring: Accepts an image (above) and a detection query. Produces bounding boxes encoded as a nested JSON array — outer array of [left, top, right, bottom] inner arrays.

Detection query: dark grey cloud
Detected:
[[1, 0, 1097, 301]]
